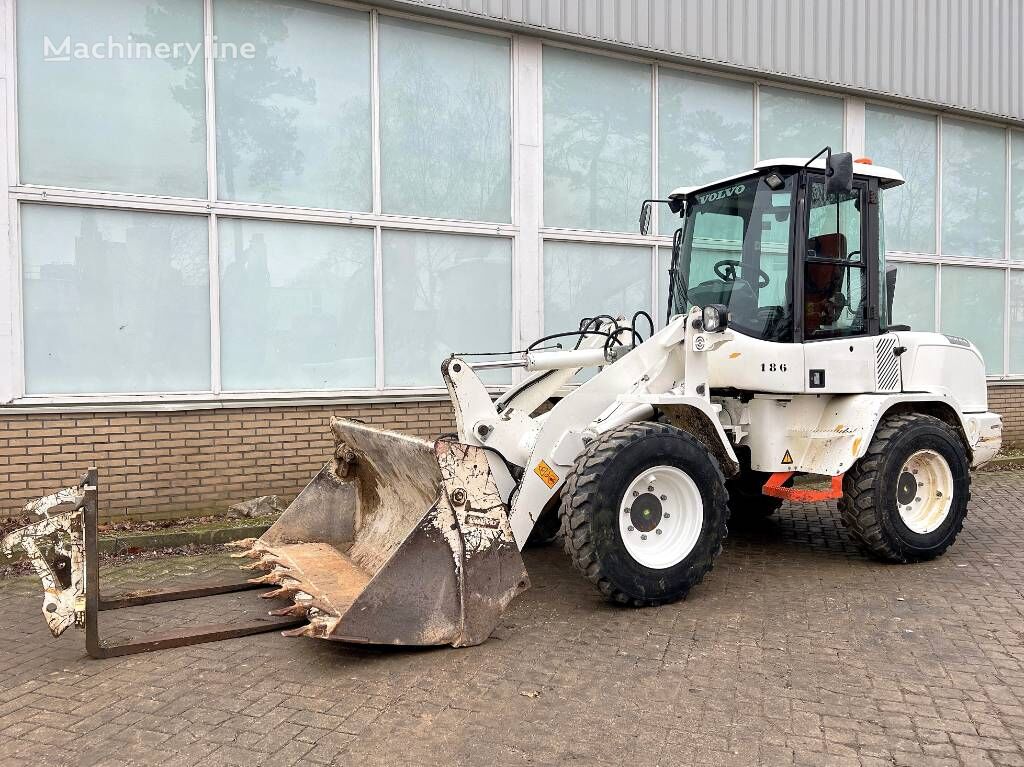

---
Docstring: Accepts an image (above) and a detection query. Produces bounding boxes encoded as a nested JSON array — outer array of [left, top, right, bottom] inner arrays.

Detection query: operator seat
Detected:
[[804, 233, 847, 336]]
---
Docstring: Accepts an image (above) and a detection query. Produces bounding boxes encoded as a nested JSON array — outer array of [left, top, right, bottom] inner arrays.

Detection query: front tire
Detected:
[[559, 422, 729, 606], [839, 413, 971, 563]]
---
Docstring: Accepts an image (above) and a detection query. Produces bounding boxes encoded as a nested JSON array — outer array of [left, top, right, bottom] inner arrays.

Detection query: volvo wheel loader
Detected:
[[7, 149, 1003, 653]]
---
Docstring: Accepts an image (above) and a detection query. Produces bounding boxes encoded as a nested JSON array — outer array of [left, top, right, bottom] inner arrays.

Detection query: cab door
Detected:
[[797, 174, 882, 394]]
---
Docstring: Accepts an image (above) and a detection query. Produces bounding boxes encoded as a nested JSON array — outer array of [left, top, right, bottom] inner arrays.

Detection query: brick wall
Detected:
[[0, 400, 455, 522], [986, 383, 1024, 447], [1, 384, 1021, 523]]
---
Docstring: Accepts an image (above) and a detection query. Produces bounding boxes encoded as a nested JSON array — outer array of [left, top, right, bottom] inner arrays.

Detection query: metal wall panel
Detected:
[[384, 0, 1024, 123]]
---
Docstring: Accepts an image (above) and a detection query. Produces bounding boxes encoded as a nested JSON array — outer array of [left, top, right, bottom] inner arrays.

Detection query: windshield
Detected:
[[668, 170, 796, 342]]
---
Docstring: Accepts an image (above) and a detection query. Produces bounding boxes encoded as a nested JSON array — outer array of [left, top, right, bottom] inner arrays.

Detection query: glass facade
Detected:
[[6, 1, 1024, 403], [542, 47, 651, 232]]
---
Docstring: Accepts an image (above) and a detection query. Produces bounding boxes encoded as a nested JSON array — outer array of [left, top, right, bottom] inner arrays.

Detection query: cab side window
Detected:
[[804, 180, 867, 338]]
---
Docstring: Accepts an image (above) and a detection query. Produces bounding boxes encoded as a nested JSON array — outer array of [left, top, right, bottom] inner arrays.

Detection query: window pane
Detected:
[[941, 118, 1006, 258], [1012, 131, 1024, 260], [890, 262, 936, 332], [214, 0, 371, 210], [219, 219, 373, 390], [22, 205, 210, 394], [805, 182, 866, 338], [544, 241, 652, 334], [17, 0, 206, 197], [658, 71, 753, 190], [543, 47, 652, 232], [658, 70, 752, 235], [379, 19, 511, 222], [940, 266, 1004, 374], [758, 87, 843, 161], [865, 106, 937, 253], [1010, 271, 1024, 373], [383, 231, 512, 387]]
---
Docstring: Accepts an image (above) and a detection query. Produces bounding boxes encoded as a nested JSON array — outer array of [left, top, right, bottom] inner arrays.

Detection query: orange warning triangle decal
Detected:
[[781, 450, 794, 465]]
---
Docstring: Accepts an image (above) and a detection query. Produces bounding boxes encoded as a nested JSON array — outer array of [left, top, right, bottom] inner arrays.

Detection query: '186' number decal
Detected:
[[761, 363, 788, 372]]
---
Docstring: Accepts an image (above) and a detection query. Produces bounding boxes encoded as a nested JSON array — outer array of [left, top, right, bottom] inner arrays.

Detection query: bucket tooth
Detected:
[[281, 614, 340, 639], [268, 602, 319, 618], [247, 566, 294, 586], [245, 555, 289, 573], [260, 582, 304, 601]]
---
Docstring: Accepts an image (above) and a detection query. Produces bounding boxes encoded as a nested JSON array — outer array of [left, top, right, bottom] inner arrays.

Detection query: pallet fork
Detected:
[[3, 468, 302, 659]]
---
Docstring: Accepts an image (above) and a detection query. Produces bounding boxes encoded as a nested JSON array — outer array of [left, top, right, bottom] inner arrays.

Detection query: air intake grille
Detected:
[[875, 336, 901, 392]]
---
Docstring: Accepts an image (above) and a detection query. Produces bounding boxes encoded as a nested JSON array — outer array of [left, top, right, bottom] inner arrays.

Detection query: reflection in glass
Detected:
[[379, 18, 511, 222], [543, 47, 652, 232], [214, 0, 371, 210], [544, 241, 652, 334], [941, 119, 1006, 258], [383, 231, 512, 386], [940, 266, 1004, 374], [219, 219, 374, 390], [865, 106, 937, 254], [890, 262, 936, 331], [1012, 131, 1024, 260], [758, 87, 843, 160], [1010, 271, 1024, 373], [17, 0, 207, 196], [658, 70, 753, 234], [22, 205, 210, 393]]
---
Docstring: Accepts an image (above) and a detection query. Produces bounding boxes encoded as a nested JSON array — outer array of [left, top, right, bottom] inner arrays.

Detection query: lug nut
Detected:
[[633, 491, 639, 497], [623, 507, 631, 514], [655, 529, 662, 535], [664, 513, 671, 519], [647, 485, 655, 492], [627, 526, 634, 532], [640, 534, 647, 540], [660, 494, 667, 501]]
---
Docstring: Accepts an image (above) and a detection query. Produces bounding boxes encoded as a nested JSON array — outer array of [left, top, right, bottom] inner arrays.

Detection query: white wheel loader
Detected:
[[7, 149, 1003, 652]]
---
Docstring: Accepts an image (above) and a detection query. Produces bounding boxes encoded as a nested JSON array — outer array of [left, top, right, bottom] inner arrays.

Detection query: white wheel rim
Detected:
[[618, 465, 703, 569], [896, 449, 954, 534]]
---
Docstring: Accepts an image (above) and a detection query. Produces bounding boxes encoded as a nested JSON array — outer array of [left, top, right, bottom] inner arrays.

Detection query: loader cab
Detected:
[[663, 154, 905, 345]]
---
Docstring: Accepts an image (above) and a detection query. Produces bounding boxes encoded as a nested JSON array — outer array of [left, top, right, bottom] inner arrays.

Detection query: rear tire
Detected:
[[559, 422, 729, 606], [839, 413, 970, 563]]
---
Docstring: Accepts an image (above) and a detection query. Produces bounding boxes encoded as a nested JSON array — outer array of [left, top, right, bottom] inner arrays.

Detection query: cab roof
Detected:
[[668, 156, 905, 199]]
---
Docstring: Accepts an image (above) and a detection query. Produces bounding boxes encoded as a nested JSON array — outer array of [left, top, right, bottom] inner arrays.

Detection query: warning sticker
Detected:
[[781, 450, 794, 465], [534, 460, 559, 488]]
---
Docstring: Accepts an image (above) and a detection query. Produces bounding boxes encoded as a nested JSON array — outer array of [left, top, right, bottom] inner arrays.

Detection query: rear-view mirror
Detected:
[[826, 152, 854, 196], [638, 201, 652, 235]]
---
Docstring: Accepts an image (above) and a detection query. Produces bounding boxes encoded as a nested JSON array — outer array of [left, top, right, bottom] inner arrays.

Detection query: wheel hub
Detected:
[[896, 472, 918, 506], [629, 493, 662, 532], [896, 449, 954, 535]]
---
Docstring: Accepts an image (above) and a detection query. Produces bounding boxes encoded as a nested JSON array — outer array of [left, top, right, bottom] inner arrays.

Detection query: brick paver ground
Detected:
[[1, 469, 1023, 767]]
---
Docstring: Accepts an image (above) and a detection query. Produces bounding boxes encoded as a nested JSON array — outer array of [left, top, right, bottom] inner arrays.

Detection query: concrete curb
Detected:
[[981, 455, 1024, 469], [1, 522, 271, 565]]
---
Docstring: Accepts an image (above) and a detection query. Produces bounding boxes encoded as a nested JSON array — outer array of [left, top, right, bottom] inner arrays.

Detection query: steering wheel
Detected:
[[713, 259, 770, 288]]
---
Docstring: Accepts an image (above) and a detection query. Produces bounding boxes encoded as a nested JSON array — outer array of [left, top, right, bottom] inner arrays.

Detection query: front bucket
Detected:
[[238, 419, 529, 647]]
